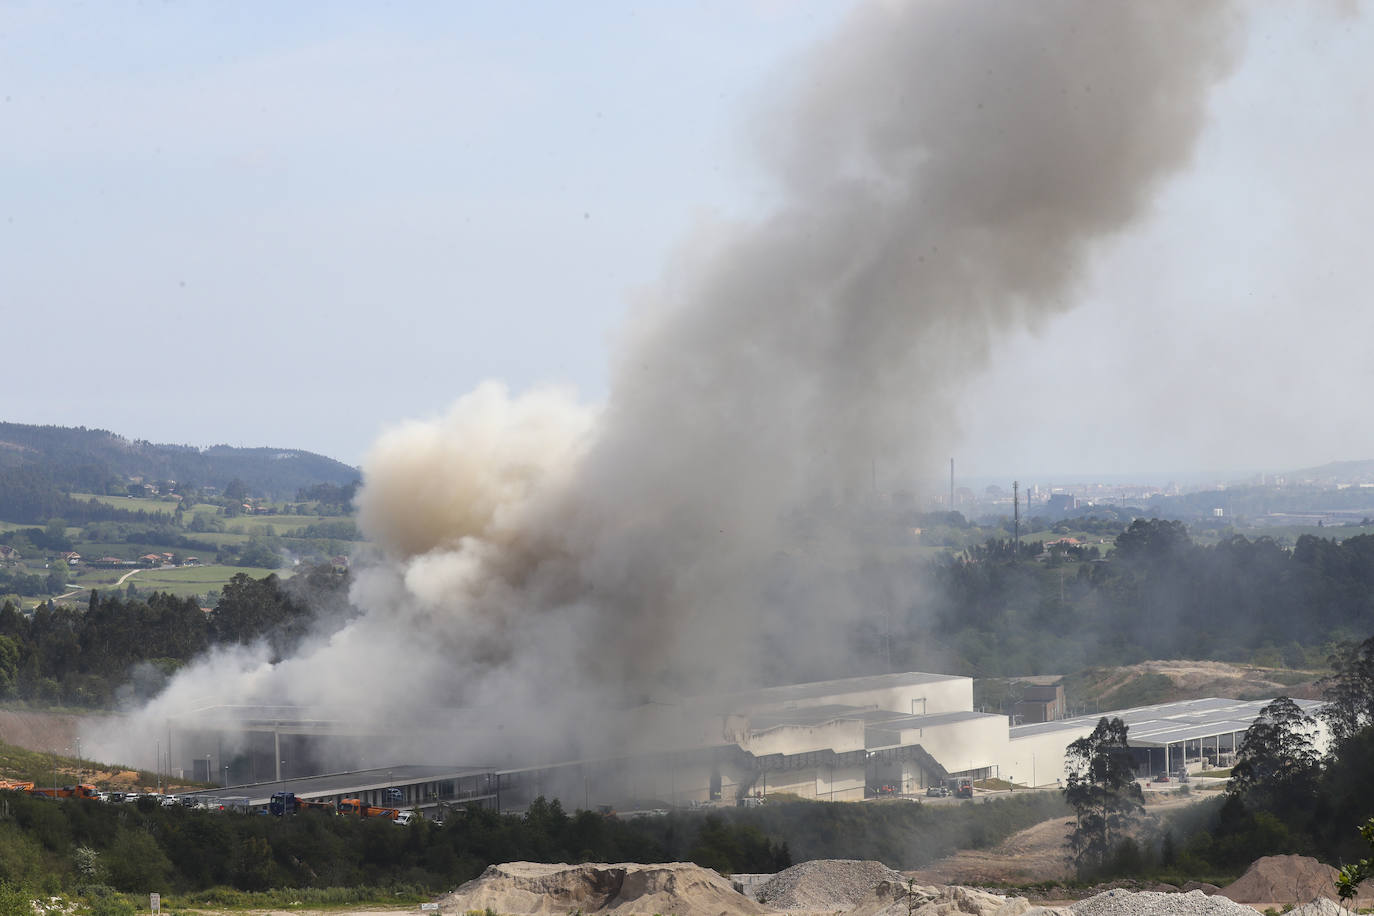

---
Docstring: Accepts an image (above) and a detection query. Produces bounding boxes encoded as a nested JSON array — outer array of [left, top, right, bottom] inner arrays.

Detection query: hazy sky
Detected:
[[4, 2, 1371, 482]]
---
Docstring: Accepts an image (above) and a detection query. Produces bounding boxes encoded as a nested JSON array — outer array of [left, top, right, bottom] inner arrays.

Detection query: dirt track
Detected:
[[908, 786, 1221, 888]]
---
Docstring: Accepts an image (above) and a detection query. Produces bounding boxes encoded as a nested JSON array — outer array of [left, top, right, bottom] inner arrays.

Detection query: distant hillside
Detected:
[[1286, 458, 1374, 485], [0, 422, 358, 500]]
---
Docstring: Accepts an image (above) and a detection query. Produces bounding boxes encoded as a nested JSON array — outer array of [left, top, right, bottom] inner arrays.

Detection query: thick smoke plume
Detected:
[[92, 1, 1238, 766]]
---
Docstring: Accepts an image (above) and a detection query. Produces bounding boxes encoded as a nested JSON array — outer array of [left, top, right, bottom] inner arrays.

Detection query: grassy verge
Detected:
[[169, 886, 429, 910], [0, 735, 216, 793]]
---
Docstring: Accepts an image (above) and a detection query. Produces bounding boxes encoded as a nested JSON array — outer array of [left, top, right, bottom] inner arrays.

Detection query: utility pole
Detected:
[[950, 459, 955, 510], [1012, 481, 1020, 558], [884, 605, 892, 672]]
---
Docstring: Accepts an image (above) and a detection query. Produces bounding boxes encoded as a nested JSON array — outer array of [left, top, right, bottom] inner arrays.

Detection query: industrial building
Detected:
[[1002, 696, 1326, 787], [162, 670, 1323, 814]]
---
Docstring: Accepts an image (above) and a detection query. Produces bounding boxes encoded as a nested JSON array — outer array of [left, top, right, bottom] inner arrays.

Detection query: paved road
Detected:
[[52, 565, 147, 601]]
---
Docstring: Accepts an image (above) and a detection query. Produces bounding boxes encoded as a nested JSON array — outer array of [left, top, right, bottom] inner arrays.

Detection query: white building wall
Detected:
[[754, 763, 864, 801], [1004, 725, 1092, 787], [899, 715, 1009, 776], [736, 719, 866, 756], [813, 762, 866, 801]]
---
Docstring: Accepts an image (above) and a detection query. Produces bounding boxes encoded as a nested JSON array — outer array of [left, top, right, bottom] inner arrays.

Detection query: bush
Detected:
[[0, 882, 34, 916], [80, 887, 136, 916]]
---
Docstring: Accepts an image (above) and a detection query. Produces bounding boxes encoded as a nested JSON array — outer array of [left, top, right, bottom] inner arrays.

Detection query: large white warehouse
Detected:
[[162, 669, 1321, 813]]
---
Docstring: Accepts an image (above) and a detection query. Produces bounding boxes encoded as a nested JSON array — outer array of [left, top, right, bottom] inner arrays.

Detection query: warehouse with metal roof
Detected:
[[1002, 696, 1327, 787], [162, 673, 1325, 813]]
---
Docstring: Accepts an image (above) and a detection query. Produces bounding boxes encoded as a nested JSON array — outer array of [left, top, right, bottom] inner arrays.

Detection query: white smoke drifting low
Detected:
[[91, 1, 1239, 767]]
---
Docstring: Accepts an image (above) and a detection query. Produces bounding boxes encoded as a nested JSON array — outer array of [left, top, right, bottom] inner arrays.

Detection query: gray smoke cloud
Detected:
[[91, 0, 1239, 766]]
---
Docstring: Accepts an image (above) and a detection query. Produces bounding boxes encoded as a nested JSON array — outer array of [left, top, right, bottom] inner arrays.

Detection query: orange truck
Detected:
[[338, 798, 400, 819], [0, 780, 35, 792], [29, 784, 100, 800]]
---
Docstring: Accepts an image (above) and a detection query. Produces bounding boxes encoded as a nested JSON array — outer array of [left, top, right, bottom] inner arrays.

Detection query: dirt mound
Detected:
[[1072, 660, 1322, 709], [908, 815, 1076, 886], [1217, 854, 1341, 905], [755, 859, 906, 910], [0, 709, 81, 753], [439, 861, 770, 916]]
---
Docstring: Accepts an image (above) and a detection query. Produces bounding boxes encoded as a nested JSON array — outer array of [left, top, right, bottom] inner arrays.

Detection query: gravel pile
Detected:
[[754, 859, 909, 910], [1071, 889, 1259, 915]]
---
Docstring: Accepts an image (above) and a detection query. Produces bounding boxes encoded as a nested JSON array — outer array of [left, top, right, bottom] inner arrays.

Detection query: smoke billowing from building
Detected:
[[91, 1, 1239, 768]]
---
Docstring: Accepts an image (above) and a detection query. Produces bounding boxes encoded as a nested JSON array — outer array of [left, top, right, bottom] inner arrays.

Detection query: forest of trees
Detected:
[[0, 568, 351, 706], [0, 788, 1063, 898], [904, 519, 1374, 676], [6, 516, 1374, 710]]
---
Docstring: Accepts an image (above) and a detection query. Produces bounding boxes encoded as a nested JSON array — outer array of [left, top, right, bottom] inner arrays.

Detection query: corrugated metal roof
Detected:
[[178, 764, 495, 805], [1009, 697, 1324, 748], [698, 671, 966, 712]]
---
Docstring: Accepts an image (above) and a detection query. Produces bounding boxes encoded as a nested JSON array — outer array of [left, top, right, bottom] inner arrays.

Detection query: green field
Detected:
[[181, 531, 251, 548], [68, 566, 143, 589], [131, 563, 292, 597], [64, 563, 290, 600], [69, 492, 178, 515], [222, 513, 354, 535]]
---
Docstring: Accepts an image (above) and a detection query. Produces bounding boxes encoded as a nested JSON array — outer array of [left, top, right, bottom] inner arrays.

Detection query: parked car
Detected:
[[925, 785, 949, 797]]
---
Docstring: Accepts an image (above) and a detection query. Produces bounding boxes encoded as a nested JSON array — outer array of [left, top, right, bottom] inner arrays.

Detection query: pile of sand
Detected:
[[439, 861, 770, 916], [1217, 855, 1343, 905]]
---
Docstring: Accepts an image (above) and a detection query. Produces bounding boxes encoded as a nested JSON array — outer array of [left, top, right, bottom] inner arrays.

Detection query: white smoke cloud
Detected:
[[89, 0, 1241, 768]]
